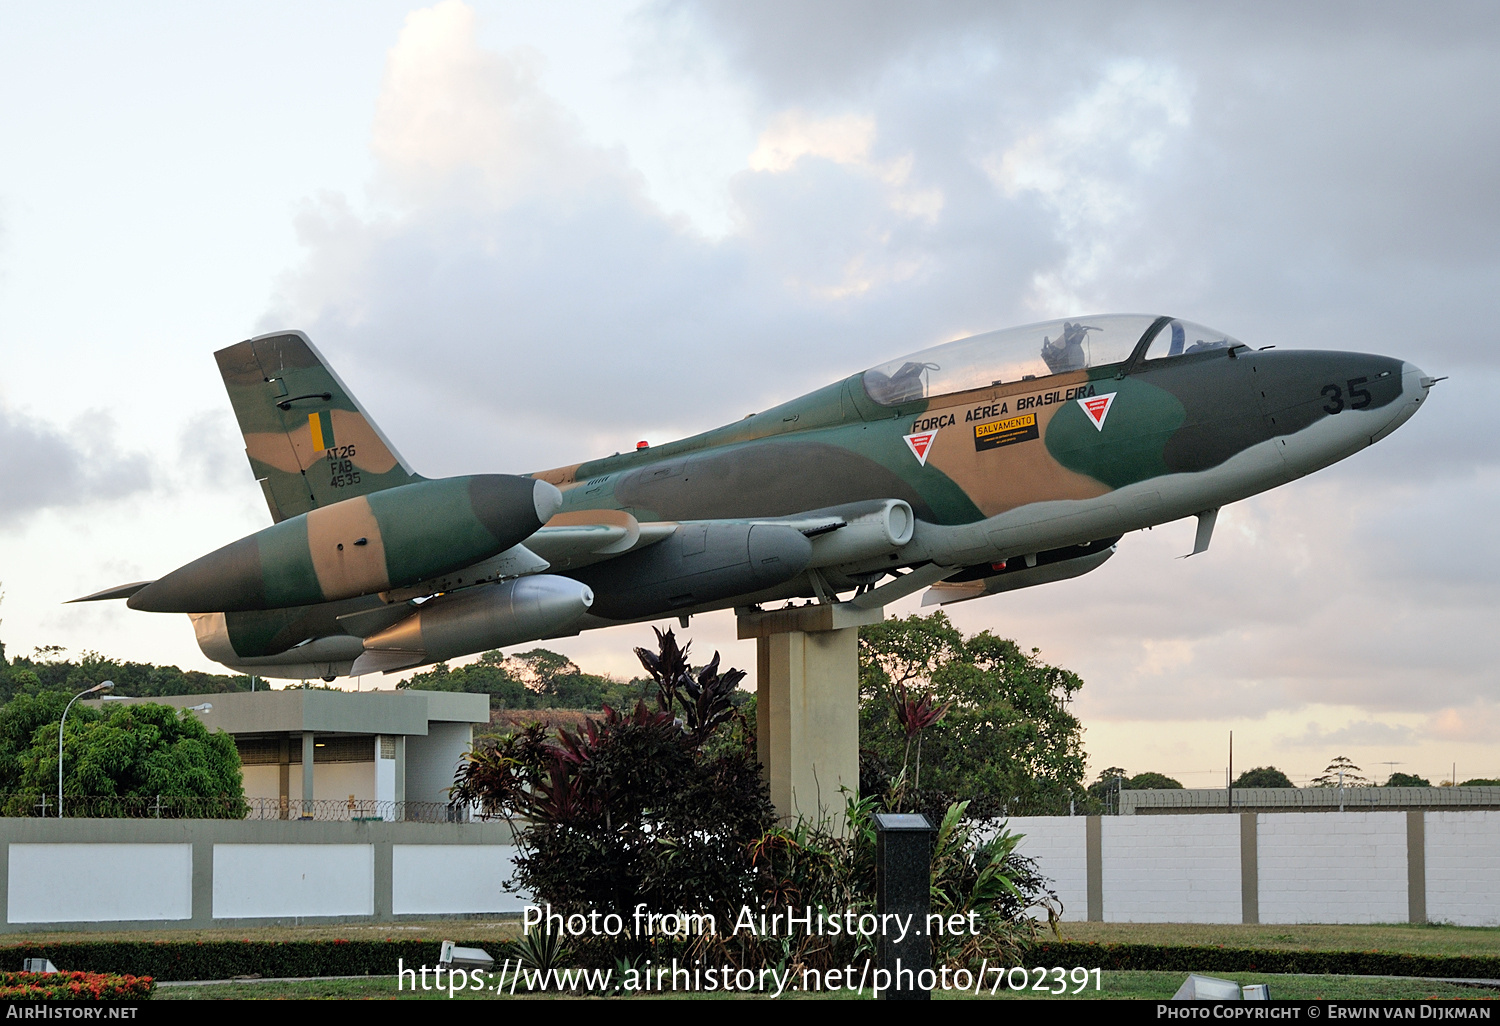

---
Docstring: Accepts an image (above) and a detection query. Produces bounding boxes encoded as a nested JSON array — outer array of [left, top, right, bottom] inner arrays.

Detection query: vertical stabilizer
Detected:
[[216, 331, 421, 523]]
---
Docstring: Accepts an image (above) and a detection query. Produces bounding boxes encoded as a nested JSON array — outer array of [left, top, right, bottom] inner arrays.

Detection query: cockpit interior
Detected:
[[862, 314, 1243, 406]]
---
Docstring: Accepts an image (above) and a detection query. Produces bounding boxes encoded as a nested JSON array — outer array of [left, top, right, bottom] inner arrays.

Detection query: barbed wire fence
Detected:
[[0, 794, 472, 822]]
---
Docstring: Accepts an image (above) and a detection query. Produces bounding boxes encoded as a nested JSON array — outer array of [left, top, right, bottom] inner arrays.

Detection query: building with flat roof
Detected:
[[85, 689, 489, 820]]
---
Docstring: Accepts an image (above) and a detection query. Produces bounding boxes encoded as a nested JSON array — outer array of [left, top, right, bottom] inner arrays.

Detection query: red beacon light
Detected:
[[636, 441, 649, 450]]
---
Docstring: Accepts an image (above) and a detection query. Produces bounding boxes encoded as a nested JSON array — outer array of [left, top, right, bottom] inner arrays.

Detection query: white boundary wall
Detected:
[[8, 844, 193, 924], [0, 818, 520, 934], [1426, 811, 1500, 927], [1257, 812, 1407, 924], [997, 809, 1500, 927], [1101, 814, 1241, 923], [1005, 816, 1088, 921], [215, 844, 375, 919], [5, 811, 1499, 931], [392, 844, 525, 915]]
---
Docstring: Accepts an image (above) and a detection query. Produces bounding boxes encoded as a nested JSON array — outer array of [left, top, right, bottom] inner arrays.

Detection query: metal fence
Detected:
[[0, 794, 472, 823], [1116, 786, 1500, 815]]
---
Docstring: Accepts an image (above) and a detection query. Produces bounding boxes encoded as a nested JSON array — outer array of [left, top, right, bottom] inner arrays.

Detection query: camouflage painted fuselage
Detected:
[[84, 315, 1432, 679], [533, 334, 1425, 625]]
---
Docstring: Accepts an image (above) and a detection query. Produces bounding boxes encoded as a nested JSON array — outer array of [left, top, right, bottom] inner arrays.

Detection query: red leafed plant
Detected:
[[0, 970, 154, 1000], [891, 679, 952, 810], [450, 629, 773, 937]]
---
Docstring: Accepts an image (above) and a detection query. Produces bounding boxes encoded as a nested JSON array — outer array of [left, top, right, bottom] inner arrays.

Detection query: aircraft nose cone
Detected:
[[1370, 361, 1434, 445]]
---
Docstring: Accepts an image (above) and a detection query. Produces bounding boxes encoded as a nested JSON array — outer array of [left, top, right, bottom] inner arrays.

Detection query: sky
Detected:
[[1, 1, 1496, 788]]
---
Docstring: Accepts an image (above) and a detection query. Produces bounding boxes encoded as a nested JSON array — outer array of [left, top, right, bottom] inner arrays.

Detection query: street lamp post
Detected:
[[59, 681, 113, 817]]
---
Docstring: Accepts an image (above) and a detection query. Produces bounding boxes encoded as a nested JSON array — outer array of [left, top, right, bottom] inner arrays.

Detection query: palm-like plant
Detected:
[[633, 628, 744, 740], [891, 679, 951, 809]]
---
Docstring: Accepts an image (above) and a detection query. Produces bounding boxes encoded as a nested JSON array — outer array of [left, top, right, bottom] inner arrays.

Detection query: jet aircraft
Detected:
[[74, 314, 1435, 680]]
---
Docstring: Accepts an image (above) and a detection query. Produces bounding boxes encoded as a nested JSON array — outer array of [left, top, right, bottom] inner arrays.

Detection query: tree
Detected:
[[400, 648, 653, 712], [6, 702, 245, 817], [1459, 778, 1500, 787], [0, 692, 76, 791], [0, 641, 257, 703], [1086, 767, 1129, 808], [859, 612, 1089, 816], [1385, 772, 1432, 787], [1128, 772, 1183, 790], [1234, 766, 1295, 788], [451, 630, 773, 930], [1311, 756, 1370, 788]]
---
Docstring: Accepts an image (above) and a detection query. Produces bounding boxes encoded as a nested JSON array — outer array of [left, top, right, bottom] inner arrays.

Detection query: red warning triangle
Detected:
[[1078, 392, 1116, 431], [903, 430, 938, 465]]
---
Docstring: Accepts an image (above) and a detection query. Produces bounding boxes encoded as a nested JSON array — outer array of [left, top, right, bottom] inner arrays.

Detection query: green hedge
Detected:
[[1025, 941, 1500, 980], [5, 938, 1496, 982], [0, 940, 459, 981]]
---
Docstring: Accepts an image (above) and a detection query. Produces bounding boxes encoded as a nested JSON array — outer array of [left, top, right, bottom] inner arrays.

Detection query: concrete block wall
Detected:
[[998, 809, 1500, 926], [1257, 812, 1407, 924], [1100, 814, 1241, 923], [1, 818, 523, 934], [7, 810, 1500, 931], [1006, 816, 1088, 921], [8, 844, 194, 925], [1426, 811, 1500, 927]]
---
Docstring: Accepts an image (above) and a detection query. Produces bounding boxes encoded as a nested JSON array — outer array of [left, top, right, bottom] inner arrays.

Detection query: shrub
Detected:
[[736, 794, 1058, 973], [451, 629, 774, 936], [0, 970, 154, 1000], [455, 629, 1059, 973]]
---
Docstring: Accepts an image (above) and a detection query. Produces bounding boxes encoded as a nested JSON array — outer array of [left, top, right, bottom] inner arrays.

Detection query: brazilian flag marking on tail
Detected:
[[309, 410, 335, 452]]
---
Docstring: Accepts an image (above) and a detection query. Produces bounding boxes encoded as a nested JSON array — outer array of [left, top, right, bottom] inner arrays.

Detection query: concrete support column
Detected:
[[1407, 811, 1427, 924], [1085, 816, 1103, 922], [394, 735, 407, 821], [1240, 813, 1259, 924], [373, 838, 393, 921], [739, 602, 881, 828], [278, 735, 290, 820], [301, 731, 315, 814], [191, 838, 213, 926]]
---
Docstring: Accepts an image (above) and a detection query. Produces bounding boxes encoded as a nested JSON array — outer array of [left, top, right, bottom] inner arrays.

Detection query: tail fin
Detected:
[[216, 331, 421, 523]]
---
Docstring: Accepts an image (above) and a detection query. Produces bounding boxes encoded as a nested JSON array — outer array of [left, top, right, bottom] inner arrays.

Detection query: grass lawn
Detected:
[[10, 920, 1495, 957], [153, 970, 1500, 1001], [1054, 921, 1500, 958], [994, 971, 1500, 1001]]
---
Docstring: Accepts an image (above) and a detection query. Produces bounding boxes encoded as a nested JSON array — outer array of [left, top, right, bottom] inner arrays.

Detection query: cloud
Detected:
[[1428, 704, 1500, 744], [748, 110, 876, 173], [268, 1, 1058, 476], [369, 0, 626, 211], [0, 401, 151, 527], [1280, 719, 1421, 750], [260, 2, 1500, 761]]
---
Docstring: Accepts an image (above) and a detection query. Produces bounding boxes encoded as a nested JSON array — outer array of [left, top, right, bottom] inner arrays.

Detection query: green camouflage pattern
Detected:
[[87, 316, 1432, 679], [215, 332, 419, 522]]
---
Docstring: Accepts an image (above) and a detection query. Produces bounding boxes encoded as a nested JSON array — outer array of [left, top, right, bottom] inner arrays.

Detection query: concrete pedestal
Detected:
[[738, 602, 883, 828]]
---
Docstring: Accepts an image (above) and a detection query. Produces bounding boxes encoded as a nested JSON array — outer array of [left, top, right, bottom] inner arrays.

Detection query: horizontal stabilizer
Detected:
[[67, 581, 154, 603]]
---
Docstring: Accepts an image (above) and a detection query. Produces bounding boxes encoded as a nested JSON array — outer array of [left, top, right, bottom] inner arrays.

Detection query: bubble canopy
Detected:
[[861, 314, 1240, 406]]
